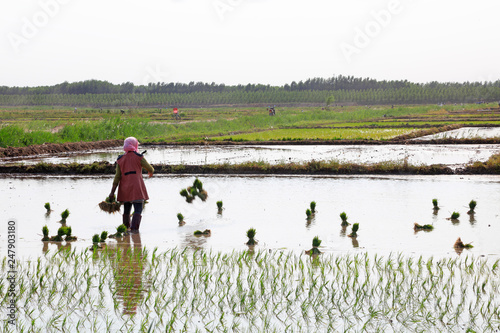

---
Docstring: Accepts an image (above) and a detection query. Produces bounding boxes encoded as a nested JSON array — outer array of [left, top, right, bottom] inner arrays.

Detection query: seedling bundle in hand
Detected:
[[98, 196, 121, 213], [180, 178, 208, 203]]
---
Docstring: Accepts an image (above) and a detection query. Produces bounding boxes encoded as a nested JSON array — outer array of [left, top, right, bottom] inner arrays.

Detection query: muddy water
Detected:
[[2, 144, 500, 169], [2, 174, 499, 258]]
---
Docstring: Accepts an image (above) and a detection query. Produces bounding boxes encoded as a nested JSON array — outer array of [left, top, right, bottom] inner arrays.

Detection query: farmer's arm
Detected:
[[141, 158, 154, 177], [109, 164, 121, 199]]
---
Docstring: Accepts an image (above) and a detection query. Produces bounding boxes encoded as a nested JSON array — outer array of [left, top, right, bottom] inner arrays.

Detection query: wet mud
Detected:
[[0, 139, 122, 158]]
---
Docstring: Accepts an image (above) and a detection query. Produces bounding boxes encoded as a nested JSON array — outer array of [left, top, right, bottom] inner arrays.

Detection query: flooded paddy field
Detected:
[[416, 126, 500, 140], [2, 174, 500, 258], [2, 143, 500, 170]]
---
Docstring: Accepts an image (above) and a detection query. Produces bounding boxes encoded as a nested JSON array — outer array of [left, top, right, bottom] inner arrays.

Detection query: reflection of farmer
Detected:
[[108, 137, 154, 232], [112, 233, 145, 315]]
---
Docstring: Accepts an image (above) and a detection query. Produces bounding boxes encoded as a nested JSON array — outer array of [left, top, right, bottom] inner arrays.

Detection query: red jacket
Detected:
[[116, 152, 149, 202]]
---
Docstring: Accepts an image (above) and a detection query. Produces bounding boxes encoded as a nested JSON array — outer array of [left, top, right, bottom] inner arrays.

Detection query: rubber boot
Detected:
[[122, 214, 131, 229], [130, 214, 142, 233]]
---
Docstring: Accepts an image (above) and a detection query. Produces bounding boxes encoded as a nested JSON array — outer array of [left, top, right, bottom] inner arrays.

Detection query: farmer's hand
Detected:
[[148, 172, 153, 178], [108, 193, 115, 201]]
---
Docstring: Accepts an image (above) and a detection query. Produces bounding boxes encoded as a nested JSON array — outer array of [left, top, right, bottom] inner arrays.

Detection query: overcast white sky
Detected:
[[1, 0, 499, 87]]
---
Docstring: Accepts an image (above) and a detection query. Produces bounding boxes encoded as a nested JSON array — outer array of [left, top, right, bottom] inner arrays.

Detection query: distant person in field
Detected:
[[173, 107, 180, 119], [108, 137, 154, 233]]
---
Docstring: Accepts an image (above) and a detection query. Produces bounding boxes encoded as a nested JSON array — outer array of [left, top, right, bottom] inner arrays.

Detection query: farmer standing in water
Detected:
[[108, 137, 154, 233]]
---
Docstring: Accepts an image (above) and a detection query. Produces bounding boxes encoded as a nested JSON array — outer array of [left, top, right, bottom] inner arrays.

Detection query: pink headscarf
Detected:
[[123, 137, 139, 152]]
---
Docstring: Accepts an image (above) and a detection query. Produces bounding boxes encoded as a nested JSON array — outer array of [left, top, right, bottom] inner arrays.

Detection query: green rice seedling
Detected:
[[454, 237, 473, 249], [450, 212, 460, 220], [42, 225, 50, 241], [92, 234, 100, 244], [413, 223, 434, 232], [432, 198, 439, 210], [60, 209, 70, 223], [65, 226, 77, 241], [194, 229, 211, 237], [468, 200, 477, 214], [116, 224, 126, 235], [44, 202, 51, 213], [340, 212, 350, 226], [246, 228, 257, 245], [109, 224, 127, 238], [100, 231, 108, 242], [193, 178, 203, 191], [49, 226, 66, 242], [306, 209, 313, 219], [310, 201, 316, 214], [217, 201, 223, 214], [306, 236, 322, 255], [177, 213, 185, 226], [348, 223, 359, 237]]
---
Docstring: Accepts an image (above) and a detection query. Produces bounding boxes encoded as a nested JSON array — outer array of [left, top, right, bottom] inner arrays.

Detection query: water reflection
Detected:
[[111, 233, 145, 316], [468, 212, 477, 225], [182, 232, 209, 250], [42, 241, 72, 253]]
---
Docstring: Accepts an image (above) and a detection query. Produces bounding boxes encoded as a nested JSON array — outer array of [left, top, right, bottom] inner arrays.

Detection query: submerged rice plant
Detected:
[[2, 249, 499, 332]]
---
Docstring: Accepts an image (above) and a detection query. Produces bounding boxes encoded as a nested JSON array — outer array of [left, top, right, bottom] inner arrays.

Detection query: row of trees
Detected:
[[1, 75, 500, 97], [1, 85, 499, 107]]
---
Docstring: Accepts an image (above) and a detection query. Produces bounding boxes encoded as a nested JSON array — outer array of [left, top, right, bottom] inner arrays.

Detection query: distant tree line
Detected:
[[1, 75, 499, 106]]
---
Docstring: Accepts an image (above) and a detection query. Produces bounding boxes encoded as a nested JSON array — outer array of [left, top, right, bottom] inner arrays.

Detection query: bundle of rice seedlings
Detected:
[[60, 209, 70, 223], [306, 236, 322, 255], [65, 226, 77, 241], [217, 201, 223, 214], [98, 196, 121, 213], [467, 200, 477, 214], [41, 225, 50, 241], [181, 178, 208, 202], [454, 237, 473, 249], [340, 212, 350, 226], [194, 229, 211, 236], [109, 224, 128, 238], [310, 201, 316, 213], [177, 213, 185, 226], [413, 223, 434, 232], [49, 227, 67, 242], [246, 228, 257, 245], [348, 223, 359, 238], [44, 202, 52, 214]]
